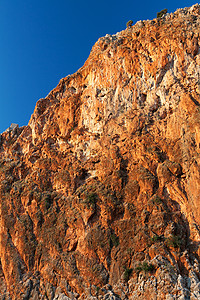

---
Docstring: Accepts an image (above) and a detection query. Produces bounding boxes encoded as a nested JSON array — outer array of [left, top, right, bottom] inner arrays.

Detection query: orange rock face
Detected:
[[1, 4, 200, 299]]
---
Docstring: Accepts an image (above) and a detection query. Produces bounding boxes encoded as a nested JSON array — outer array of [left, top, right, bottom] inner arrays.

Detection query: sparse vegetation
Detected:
[[123, 268, 133, 281], [166, 234, 182, 249], [136, 261, 154, 273], [151, 235, 163, 242], [157, 9, 167, 19], [126, 20, 133, 28], [110, 232, 119, 248], [84, 192, 98, 208]]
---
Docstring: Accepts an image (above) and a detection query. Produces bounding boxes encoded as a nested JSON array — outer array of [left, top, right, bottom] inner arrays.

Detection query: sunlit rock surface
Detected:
[[1, 4, 200, 299]]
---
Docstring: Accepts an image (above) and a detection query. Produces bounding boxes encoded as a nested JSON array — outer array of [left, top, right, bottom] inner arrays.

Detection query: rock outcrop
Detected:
[[1, 4, 200, 299]]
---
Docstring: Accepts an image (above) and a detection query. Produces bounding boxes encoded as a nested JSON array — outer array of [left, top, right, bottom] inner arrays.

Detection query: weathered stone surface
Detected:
[[0, 4, 200, 299]]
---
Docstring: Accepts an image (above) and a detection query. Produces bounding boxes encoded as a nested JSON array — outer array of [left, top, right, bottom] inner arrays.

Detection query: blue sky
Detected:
[[0, 0, 197, 133]]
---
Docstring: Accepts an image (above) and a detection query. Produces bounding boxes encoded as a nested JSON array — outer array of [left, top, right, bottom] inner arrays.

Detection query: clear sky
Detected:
[[0, 0, 197, 133]]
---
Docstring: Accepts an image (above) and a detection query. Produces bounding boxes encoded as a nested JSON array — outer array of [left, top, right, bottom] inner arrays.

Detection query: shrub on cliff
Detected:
[[126, 20, 133, 28], [136, 261, 154, 273], [84, 192, 98, 209], [166, 234, 182, 249], [151, 234, 163, 242], [110, 232, 119, 248], [123, 268, 133, 281], [157, 9, 167, 18]]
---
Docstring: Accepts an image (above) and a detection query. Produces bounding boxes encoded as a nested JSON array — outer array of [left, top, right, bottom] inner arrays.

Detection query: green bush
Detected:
[[136, 261, 154, 273], [86, 193, 98, 204], [84, 192, 98, 208], [151, 235, 163, 242], [166, 235, 182, 249], [157, 9, 167, 18], [126, 20, 133, 28], [110, 233, 119, 248], [123, 268, 133, 281]]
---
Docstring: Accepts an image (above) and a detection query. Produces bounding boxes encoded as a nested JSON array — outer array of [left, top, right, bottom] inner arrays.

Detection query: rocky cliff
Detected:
[[1, 4, 200, 299]]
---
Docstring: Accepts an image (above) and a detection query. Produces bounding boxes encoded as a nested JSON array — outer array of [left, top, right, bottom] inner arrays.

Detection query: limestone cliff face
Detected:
[[1, 4, 200, 299]]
